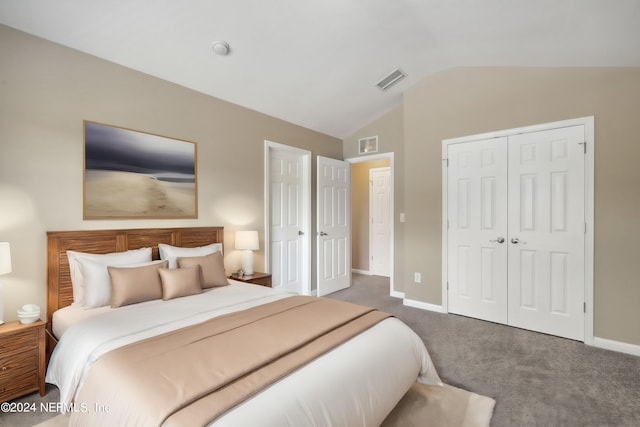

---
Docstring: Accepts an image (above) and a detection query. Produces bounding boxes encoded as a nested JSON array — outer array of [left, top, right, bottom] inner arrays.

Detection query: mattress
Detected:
[[47, 282, 441, 426]]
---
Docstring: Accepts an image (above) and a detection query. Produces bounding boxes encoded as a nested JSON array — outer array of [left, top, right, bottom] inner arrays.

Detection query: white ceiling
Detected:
[[1, 0, 639, 138]]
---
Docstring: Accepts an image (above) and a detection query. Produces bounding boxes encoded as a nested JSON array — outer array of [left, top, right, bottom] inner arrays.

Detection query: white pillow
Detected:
[[67, 248, 152, 307], [158, 243, 223, 268], [79, 258, 165, 309]]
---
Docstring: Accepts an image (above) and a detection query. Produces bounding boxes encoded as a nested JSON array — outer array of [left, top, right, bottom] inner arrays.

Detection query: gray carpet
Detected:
[[0, 384, 60, 427], [327, 273, 640, 427]]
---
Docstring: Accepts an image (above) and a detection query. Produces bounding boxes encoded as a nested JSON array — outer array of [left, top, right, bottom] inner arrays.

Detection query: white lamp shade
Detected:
[[0, 242, 11, 275], [235, 231, 259, 251], [235, 231, 258, 275]]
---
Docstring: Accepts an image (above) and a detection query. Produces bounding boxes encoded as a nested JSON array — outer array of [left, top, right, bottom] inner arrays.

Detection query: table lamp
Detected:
[[235, 231, 259, 275], [0, 242, 12, 325]]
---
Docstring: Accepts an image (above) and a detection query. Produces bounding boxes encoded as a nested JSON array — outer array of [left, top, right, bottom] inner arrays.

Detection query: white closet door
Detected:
[[507, 125, 585, 341], [447, 137, 509, 324]]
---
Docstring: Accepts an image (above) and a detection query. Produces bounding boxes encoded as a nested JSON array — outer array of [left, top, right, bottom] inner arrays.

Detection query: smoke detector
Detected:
[[375, 68, 407, 91], [211, 41, 230, 56]]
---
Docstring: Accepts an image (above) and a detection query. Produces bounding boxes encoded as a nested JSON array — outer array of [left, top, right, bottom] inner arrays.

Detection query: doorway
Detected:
[[346, 153, 396, 295]]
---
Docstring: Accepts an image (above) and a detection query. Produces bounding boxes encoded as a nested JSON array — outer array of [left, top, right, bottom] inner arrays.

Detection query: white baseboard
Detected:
[[593, 336, 640, 357], [403, 298, 446, 313], [352, 269, 371, 275], [390, 290, 405, 299]]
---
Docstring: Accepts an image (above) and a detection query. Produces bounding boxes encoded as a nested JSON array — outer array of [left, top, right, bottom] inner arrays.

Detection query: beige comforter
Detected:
[[69, 296, 391, 427]]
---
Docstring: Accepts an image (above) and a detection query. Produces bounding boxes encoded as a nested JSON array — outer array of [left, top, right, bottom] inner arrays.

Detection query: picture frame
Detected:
[[83, 121, 198, 219]]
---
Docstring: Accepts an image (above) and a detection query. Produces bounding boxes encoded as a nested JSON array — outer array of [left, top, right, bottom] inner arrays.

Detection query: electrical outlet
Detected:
[[399, 213, 406, 223], [414, 272, 421, 283]]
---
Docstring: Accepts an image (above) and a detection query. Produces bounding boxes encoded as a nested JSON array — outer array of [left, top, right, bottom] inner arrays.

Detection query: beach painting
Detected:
[[84, 121, 197, 219]]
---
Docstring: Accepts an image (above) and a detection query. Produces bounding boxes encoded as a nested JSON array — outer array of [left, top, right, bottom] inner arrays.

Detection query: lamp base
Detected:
[[242, 250, 254, 276]]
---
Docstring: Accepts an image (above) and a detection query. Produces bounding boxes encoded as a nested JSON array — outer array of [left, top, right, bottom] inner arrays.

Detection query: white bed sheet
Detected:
[[52, 305, 112, 339], [47, 282, 441, 427]]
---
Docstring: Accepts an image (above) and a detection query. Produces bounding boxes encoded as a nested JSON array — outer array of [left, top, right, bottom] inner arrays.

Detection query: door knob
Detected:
[[319, 231, 328, 236], [298, 230, 304, 236], [510, 238, 526, 244], [489, 237, 505, 244]]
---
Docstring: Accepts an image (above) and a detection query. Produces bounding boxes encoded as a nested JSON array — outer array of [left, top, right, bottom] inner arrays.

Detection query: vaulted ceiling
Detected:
[[1, 0, 639, 138]]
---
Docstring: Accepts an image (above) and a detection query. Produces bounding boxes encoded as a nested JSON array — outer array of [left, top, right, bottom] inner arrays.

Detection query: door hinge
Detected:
[[585, 222, 587, 234], [447, 281, 449, 291], [579, 141, 586, 154], [442, 158, 449, 167], [583, 302, 586, 313]]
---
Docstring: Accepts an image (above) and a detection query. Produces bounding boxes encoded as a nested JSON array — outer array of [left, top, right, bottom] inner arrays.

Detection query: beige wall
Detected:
[[351, 159, 390, 271], [344, 107, 405, 291], [0, 25, 342, 321], [402, 67, 640, 345]]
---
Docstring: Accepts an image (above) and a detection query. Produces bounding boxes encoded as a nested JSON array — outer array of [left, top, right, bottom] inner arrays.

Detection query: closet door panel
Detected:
[[447, 137, 508, 324], [507, 125, 585, 341]]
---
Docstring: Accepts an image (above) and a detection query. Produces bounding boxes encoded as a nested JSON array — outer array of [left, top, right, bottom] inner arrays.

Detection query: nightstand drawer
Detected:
[[249, 276, 272, 287], [0, 351, 37, 383], [0, 368, 38, 403], [0, 328, 38, 356]]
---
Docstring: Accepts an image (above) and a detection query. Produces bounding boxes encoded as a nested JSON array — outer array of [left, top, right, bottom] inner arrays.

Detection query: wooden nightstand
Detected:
[[0, 320, 46, 402], [230, 272, 272, 287]]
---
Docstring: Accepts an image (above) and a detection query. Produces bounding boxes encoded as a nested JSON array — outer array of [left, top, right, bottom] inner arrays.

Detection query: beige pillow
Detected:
[[159, 266, 203, 300], [177, 251, 230, 288], [108, 260, 167, 308]]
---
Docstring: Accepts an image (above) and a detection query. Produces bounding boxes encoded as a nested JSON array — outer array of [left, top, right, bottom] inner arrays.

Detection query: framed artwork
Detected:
[[83, 121, 197, 219]]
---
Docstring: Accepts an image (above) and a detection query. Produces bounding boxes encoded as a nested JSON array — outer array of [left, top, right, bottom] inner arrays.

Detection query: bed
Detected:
[[45, 227, 441, 426]]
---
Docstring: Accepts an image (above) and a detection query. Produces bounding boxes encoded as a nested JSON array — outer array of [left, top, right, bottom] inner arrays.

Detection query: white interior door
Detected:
[[268, 143, 310, 295], [507, 125, 585, 341], [447, 137, 509, 324], [317, 156, 351, 296], [370, 167, 391, 277]]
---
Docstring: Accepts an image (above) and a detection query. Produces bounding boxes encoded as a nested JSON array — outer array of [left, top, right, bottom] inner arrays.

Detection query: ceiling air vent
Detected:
[[375, 68, 407, 91]]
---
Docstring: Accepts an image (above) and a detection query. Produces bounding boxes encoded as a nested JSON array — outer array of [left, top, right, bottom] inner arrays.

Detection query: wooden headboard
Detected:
[[46, 226, 224, 330]]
